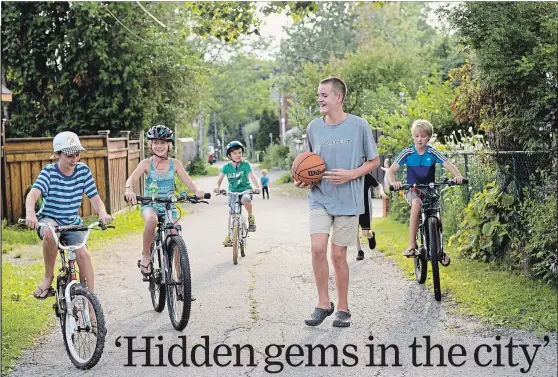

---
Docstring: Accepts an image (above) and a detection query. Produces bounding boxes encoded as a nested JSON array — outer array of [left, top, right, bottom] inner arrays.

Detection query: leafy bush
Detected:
[[449, 183, 515, 262], [511, 191, 558, 286], [260, 144, 292, 169], [275, 172, 293, 184], [188, 156, 208, 176], [388, 191, 411, 224]]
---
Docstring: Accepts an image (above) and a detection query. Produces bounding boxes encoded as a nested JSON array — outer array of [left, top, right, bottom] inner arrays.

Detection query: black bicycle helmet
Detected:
[[147, 125, 174, 142], [226, 140, 244, 156]]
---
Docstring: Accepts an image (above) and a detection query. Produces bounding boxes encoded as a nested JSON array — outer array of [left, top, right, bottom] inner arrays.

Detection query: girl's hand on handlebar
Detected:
[[195, 190, 205, 199], [253, 188, 261, 194], [391, 181, 402, 191], [125, 191, 137, 205]]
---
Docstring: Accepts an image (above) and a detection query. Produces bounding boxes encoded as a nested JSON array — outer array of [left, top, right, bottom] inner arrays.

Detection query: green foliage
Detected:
[[370, 77, 457, 155], [2, 262, 54, 375], [442, 2, 558, 150], [256, 109, 280, 151], [275, 172, 293, 185], [375, 217, 557, 335], [2, 219, 41, 250], [449, 183, 515, 262], [511, 191, 558, 286], [260, 144, 292, 170], [188, 156, 208, 176], [387, 191, 411, 224]]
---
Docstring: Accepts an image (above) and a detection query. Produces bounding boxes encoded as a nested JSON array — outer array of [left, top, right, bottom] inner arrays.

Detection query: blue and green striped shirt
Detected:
[[32, 163, 98, 225]]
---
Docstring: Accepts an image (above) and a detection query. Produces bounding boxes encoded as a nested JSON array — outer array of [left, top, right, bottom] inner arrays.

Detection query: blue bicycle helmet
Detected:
[[226, 140, 244, 157], [147, 125, 174, 142]]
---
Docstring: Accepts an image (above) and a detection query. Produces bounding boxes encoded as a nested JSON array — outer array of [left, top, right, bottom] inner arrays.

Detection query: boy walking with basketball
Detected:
[[294, 77, 380, 327]]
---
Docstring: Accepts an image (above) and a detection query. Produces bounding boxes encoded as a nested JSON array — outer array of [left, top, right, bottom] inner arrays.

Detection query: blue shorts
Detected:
[[141, 203, 178, 221], [36, 216, 86, 246]]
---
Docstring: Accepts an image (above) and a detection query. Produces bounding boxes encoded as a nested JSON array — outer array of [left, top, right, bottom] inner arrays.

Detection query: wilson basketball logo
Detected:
[[308, 169, 325, 176]]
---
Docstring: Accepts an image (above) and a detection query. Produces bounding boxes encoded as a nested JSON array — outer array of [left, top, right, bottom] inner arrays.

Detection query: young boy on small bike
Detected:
[[124, 125, 205, 276], [24, 131, 112, 298], [214, 141, 261, 247], [386, 119, 464, 265]]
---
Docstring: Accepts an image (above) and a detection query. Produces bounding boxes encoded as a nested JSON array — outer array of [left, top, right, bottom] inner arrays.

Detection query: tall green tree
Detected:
[[256, 109, 279, 151]]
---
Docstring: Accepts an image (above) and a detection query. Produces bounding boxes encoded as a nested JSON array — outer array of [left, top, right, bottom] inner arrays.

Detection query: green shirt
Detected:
[[221, 161, 253, 193]]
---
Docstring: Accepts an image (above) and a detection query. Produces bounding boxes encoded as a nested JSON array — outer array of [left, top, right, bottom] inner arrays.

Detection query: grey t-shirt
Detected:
[[307, 114, 379, 215]]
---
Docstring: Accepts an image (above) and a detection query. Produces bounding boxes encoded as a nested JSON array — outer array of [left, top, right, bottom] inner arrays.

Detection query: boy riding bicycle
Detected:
[[386, 119, 464, 264], [24, 131, 112, 299], [214, 141, 261, 247], [124, 125, 205, 276]]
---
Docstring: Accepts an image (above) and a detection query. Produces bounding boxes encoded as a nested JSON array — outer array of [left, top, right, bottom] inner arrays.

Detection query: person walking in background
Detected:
[[260, 169, 271, 199]]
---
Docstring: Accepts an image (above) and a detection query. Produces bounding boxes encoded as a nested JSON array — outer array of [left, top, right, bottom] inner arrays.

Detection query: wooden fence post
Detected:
[[98, 130, 111, 214]]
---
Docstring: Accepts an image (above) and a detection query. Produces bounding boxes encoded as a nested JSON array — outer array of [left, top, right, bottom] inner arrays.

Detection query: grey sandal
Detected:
[[304, 302, 334, 326], [332, 310, 351, 327]]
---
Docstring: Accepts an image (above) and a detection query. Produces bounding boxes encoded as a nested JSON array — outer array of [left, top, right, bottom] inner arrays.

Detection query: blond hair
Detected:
[[411, 119, 433, 138], [261, 169, 268, 176]]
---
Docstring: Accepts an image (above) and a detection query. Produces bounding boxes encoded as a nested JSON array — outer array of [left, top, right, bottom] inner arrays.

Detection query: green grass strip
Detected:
[[373, 217, 557, 335]]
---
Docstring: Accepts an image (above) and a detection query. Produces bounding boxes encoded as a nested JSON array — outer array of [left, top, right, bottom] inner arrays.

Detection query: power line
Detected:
[[103, 5, 153, 45], [135, 1, 167, 28]]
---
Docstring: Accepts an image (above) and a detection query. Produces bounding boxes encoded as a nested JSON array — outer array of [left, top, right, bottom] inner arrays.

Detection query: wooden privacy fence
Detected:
[[1, 130, 144, 224]]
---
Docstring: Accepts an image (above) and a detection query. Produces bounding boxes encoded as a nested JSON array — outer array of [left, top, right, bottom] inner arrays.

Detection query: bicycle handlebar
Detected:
[[215, 189, 259, 196], [17, 219, 114, 250], [131, 192, 211, 205], [390, 179, 469, 192]]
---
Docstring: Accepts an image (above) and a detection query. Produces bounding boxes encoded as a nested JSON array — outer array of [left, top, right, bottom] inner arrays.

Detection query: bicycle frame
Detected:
[[228, 190, 252, 238]]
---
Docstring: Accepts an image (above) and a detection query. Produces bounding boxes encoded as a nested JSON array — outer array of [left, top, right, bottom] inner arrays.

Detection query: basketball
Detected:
[[291, 152, 326, 185]]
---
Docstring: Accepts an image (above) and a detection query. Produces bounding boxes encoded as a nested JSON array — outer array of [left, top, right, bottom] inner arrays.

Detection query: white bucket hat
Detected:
[[53, 131, 87, 155]]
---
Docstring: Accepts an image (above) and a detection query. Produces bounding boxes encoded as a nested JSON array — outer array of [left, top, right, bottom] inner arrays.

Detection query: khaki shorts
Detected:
[[309, 208, 358, 247], [405, 188, 423, 204]]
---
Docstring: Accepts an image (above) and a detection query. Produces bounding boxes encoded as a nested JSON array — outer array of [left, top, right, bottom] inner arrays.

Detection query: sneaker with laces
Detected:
[[248, 215, 256, 232], [223, 235, 232, 247]]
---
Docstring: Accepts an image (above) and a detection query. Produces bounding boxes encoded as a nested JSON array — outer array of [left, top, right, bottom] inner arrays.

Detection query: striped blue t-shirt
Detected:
[[32, 163, 99, 225], [394, 145, 447, 185]]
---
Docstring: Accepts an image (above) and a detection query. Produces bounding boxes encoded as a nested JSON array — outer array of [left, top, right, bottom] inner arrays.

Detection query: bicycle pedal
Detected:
[[142, 276, 150, 282]]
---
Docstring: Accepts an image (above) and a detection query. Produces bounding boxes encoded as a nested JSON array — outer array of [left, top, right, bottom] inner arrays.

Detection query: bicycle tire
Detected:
[[414, 246, 427, 284], [428, 217, 442, 301], [150, 238, 166, 312], [166, 236, 192, 330], [232, 221, 239, 265], [62, 286, 106, 369], [240, 220, 246, 257]]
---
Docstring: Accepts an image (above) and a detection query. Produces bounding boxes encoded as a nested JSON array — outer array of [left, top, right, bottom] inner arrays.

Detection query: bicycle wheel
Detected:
[[240, 220, 246, 257], [62, 286, 106, 369], [414, 246, 427, 284], [166, 236, 192, 331], [150, 238, 166, 312], [427, 217, 442, 301], [232, 221, 239, 265]]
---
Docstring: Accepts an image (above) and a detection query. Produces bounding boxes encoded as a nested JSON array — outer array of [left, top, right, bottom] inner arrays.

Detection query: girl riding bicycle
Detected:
[[124, 125, 205, 276]]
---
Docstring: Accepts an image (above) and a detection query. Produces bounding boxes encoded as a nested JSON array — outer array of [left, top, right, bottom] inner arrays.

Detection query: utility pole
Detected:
[[198, 113, 204, 158]]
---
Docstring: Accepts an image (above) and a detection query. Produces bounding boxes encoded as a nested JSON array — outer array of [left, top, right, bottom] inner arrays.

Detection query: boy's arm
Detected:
[[174, 159, 204, 197], [90, 194, 113, 224], [215, 173, 225, 193], [386, 163, 401, 189], [249, 170, 261, 193], [442, 160, 464, 183], [24, 188, 42, 229]]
